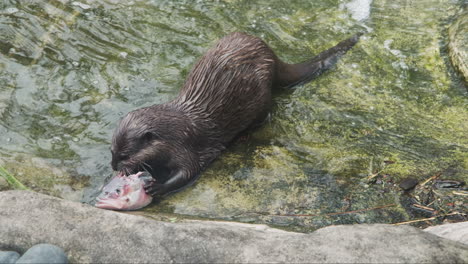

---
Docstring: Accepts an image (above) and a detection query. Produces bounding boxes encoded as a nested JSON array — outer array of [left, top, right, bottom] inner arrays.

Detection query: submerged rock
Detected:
[[0, 191, 467, 263], [0, 251, 20, 264], [16, 244, 68, 264], [399, 177, 419, 191], [448, 7, 468, 83]]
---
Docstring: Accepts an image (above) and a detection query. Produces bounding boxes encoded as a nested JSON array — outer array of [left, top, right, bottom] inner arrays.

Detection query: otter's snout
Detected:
[[111, 161, 120, 171]]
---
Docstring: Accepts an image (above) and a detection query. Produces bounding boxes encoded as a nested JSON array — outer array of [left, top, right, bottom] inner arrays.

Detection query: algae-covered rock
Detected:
[[448, 7, 468, 83]]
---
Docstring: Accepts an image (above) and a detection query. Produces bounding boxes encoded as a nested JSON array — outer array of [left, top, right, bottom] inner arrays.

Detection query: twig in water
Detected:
[[412, 204, 436, 212], [392, 212, 464, 225], [420, 172, 441, 187]]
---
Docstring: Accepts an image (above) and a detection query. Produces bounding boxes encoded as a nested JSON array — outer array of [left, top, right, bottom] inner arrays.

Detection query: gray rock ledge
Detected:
[[0, 190, 467, 263], [425, 221, 468, 245]]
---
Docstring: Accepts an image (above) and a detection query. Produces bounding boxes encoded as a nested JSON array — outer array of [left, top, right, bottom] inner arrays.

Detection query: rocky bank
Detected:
[[0, 191, 467, 263]]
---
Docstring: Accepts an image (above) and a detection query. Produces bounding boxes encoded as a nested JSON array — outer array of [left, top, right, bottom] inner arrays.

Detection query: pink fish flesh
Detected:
[[95, 171, 153, 210]]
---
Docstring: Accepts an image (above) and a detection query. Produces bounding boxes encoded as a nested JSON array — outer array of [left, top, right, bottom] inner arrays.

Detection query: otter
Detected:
[[111, 32, 360, 198]]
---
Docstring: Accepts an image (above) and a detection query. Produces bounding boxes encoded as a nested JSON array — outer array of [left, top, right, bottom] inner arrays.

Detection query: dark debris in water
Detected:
[[399, 177, 419, 191], [395, 173, 468, 227], [433, 180, 465, 189]]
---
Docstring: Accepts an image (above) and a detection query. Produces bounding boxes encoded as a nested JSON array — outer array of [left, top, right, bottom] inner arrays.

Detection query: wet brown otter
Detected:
[[111, 32, 360, 198]]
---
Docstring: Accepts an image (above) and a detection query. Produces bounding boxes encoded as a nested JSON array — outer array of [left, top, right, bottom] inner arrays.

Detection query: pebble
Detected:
[[399, 177, 419, 191], [0, 251, 20, 264], [16, 244, 68, 264]]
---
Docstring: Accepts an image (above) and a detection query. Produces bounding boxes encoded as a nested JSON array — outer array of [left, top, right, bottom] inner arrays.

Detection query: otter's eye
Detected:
[[119, 154, 129, 160], [115, 189, 121, 194], [143, 132, 158, 141]]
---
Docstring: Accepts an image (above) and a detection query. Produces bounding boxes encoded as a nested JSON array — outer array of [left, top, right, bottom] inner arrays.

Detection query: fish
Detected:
[[95, 171, 153, 210]]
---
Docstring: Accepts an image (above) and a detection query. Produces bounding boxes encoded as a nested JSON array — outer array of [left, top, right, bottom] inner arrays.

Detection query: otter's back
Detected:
[[175, 32, 276, 140]]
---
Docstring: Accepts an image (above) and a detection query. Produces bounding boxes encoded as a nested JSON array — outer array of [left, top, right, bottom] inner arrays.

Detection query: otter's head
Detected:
[[111, 108, 162, 174], [111, 106, 191, 177]]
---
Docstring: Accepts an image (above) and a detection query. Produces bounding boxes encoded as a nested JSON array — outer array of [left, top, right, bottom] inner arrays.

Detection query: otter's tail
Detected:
[[276, 33, 361, 88]]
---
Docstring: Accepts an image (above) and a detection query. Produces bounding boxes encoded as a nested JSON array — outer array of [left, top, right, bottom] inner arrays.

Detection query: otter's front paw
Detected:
[[144, 180, 167, 198]]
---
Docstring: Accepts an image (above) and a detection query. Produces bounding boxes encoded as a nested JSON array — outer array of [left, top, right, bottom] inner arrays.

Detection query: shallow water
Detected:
[[0, 0, 466, 230]]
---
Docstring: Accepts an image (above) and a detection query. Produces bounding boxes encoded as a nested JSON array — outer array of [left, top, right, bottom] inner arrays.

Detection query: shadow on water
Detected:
[[0, 0, 466, 231]]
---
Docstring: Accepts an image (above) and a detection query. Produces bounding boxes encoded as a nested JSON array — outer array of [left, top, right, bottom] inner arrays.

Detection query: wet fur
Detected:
[[111, 32, 360, 198]]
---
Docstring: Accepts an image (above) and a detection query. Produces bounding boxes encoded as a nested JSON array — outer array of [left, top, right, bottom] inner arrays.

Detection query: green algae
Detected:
[[0, 156, 86, 201], [0, 165, 28, 190]]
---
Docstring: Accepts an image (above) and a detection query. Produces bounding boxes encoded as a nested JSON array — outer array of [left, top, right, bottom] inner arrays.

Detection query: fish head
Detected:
[[95, 171, 153, 210]]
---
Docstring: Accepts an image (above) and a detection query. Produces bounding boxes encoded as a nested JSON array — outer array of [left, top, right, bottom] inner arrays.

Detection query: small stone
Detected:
[[399, 177, 419, 191], [0, 251, 20, 264], [16, 244, 68, 264]]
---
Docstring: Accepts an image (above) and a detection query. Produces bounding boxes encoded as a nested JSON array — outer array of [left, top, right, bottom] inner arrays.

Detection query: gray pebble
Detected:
[[399, 177, 419, 191], [0, 251, 20, 264], [16, 244, 68, 264]]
